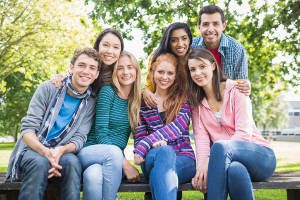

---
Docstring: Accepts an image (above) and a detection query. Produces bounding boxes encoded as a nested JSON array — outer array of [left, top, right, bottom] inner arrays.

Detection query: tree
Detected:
[[0, 0, 98, 138], [88, 0, 299, 124]]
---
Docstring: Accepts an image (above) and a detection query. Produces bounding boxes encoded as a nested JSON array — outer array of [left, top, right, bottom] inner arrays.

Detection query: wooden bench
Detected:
[[1, 172, 300, 200]]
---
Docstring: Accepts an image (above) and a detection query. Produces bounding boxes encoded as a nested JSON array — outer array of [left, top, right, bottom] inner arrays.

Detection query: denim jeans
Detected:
[[207, 140, 276, 200], [19, 149, 82, 200], [142, 146, 196, 200], [78, 144, 124, 200]]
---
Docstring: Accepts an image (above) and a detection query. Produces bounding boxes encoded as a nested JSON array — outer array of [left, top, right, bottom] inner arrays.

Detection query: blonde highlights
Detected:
[[112, 51, 141, 130]]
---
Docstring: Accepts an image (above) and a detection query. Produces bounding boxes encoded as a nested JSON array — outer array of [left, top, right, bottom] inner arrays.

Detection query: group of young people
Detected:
[[6, 4, 276, 200]]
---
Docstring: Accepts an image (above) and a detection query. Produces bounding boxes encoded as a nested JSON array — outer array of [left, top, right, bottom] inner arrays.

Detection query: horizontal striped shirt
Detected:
[[192, 33, 248, 80], [85, 85, 130, 150], [133, 101, 195, 159]]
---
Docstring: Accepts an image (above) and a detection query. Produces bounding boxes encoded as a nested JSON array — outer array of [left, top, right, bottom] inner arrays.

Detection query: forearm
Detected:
[[60, 142, 76, 154], [22, 132, 48, 156]]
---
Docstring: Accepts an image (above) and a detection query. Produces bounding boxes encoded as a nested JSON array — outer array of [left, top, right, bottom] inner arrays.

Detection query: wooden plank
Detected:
[[287, 189, 300, 200]]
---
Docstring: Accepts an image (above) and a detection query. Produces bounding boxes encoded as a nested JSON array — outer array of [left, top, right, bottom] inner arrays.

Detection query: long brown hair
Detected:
[[151, 53, 186, 123], [112, 51, 141, 130], [186, 48, 227, 107]]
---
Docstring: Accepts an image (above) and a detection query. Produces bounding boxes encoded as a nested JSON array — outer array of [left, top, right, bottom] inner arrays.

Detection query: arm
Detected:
[[234, 45, 248, 80], [145, 52, 155, 92], [231, 88, 254, 140], [192, 106, 211, 170], [191, 106, 210, 192], [134, 103, 191, 158]]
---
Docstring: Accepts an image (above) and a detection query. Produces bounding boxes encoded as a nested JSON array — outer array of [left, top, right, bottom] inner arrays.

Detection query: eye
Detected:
[[189, 67, 196, 72], [117, 66, 124, 70], [167, 71, 174, 76], [202, 22, 209, 27], [170, 38, 178, 43], [157, 70, 164, 74]]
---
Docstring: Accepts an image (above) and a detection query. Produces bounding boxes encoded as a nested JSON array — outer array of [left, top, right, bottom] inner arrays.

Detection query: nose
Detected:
[[107, 46, 113, 53], [178, 39, 183, 46]]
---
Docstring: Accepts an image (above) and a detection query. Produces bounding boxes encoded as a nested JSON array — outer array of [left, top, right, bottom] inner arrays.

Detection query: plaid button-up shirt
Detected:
[[191, 33, 248, 80]]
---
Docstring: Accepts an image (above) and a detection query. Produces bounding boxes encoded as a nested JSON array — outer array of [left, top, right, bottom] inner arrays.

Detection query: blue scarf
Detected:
[[38, 76, 92, 147]]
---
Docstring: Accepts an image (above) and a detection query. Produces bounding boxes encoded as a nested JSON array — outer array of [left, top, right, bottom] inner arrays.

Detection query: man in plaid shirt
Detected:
[[192, 5, 250, 95]]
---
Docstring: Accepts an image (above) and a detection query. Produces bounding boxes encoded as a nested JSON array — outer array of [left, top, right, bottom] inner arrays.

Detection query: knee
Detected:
[[210, 140, 229, 155], [228, 161, 248, 181], [61, 154, 82, 174], [107, 145, 123, 165], [83, 164, 103, 185], [28, 155, 50, 175], [156, 146, 175, 157]]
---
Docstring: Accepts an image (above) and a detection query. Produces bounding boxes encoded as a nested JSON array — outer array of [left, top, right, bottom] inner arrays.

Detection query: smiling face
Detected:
[[169, 28, 190, 57], [98, 33, 122, 65], [116, 55, 137, 87], [153, 60, 176, 91], [188, 57, 216, 88], [199, 12, 226, 49], [69, 54, 99, 93]]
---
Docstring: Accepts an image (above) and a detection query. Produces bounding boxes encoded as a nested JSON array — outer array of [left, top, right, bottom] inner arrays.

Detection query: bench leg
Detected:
[[0, 191, 19, 200], [287, 189, 300, 200]]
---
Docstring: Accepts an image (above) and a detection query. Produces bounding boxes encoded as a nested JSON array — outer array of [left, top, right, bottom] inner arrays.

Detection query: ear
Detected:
[[69, 64, 74, 75], [212, 62, 217, 71], [222, 22, 227, 31]]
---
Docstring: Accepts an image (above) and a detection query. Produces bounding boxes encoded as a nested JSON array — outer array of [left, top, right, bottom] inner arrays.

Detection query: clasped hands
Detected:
[[43, 146, 64, 179]]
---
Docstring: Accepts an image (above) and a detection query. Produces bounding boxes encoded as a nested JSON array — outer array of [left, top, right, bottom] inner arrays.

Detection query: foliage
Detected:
[[88, 0, 299, 126], [0, 0, 98, 137]]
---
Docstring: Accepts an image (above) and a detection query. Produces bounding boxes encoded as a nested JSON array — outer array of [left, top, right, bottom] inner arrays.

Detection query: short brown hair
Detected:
[[70, 47, 101, 70], [198, 5, 226, 26]]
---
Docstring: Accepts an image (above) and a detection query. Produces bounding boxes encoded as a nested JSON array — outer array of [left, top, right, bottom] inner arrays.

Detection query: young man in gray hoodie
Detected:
[[6, 47, 100, 200]]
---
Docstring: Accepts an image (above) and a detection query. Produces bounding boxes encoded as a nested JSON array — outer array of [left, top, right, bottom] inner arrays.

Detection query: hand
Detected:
[[235, 79, 251, 96], [152, 140, 167, 148], [192, 160, 208, 192], [143, 89, 157, 108], [134, 153, 144, 165], [47, 147, 64, 179], [123, 159, 140, 182], [50, 74, 65, 88]]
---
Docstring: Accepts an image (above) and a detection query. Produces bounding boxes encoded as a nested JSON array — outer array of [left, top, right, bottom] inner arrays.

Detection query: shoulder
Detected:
[[98, 85, 116, 97], [34, 81, 58, 98], [191, 36, 203, 48], [222, 34, 245, 50]]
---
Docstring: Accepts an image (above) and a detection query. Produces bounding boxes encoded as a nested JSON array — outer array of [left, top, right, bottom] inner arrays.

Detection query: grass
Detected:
[[0, 142, 299, 200]]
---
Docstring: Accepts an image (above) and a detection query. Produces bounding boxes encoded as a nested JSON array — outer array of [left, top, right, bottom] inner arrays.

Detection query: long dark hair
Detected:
[[152, 22, 192, 62], [92, 28, 124, 94], [186, 48, 227, 107]]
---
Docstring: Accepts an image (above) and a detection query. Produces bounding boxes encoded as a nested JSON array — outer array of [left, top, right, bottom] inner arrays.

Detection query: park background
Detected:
[[0, 0, 299, 199]]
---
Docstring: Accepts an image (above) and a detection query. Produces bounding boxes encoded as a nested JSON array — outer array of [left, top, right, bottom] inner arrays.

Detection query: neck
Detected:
[[155, 87, 168, 99], [70, 80, 87, 95], [118, 85, 132, 99], [202, 83, 216, 101]]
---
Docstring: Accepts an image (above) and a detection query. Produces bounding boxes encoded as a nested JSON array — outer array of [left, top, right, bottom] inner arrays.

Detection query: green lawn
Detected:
[[0, 142, 299, 200]]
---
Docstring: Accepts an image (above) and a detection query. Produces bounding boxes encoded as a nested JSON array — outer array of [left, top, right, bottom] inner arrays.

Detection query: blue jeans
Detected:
[[19, 149, 82, 200], [78, 144, 124, 200], [142, 146, 196, 200], [207, 140, 276, 200]]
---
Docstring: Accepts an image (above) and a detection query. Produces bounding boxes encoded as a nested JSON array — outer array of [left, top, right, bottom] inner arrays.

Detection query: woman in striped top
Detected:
[[78, 51, 142, 200], [133, 53, 195, 200], [186, 48, 276, 200]]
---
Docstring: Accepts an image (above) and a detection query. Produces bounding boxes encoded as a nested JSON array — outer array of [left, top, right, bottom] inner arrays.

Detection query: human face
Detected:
[[98, 33, 122, 65], [69, 54, 99, 93], [170, 29, 190, 57], [199, 13, 226, 49], [116, 55, 137, 87], [154, 61, 176, 91], [188, 58, 216, 88]]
